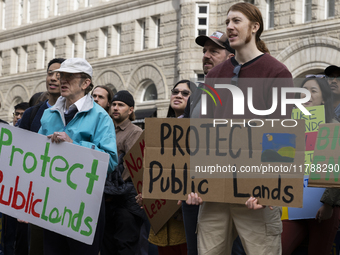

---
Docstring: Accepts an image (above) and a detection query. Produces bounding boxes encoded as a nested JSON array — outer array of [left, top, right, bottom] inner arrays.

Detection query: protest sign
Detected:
[[142, 118, 305, 207], [124, 132, 180, 234], [0, 124, 109, 244], [282, 105, 325, 220], [309, 123, 340, 188]]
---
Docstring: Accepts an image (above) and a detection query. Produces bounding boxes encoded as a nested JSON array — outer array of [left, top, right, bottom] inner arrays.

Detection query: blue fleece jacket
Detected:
[[38, 94, 118, 174]]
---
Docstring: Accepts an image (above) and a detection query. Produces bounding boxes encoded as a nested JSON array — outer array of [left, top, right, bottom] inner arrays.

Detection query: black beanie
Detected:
[[112, 90, 135, 107]]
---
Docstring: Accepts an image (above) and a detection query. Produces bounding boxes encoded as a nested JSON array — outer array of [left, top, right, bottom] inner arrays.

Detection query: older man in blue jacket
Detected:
[[38, 58, 118, 255]]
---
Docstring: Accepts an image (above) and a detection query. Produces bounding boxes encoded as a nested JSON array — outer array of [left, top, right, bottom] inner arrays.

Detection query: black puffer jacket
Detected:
[[104, 153, 146, 220]]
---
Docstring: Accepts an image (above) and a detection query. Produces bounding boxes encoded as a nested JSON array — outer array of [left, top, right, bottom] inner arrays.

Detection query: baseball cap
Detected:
[[324, 65, 340, 76], [195, 31, 235, 54], [53, 58, 93, 78]]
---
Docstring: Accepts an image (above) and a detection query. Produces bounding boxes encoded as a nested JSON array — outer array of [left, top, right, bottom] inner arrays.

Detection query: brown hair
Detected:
[[92, 85, 114, 103], [228, 2, 270, 54]]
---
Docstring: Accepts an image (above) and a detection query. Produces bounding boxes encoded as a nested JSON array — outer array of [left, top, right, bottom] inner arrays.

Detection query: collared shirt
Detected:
[[115, 118, 143, 180], [63, 95, 87, 114]]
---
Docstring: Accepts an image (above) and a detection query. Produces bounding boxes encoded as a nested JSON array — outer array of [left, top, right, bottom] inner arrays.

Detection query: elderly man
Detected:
[[38, 58, 118, 255]]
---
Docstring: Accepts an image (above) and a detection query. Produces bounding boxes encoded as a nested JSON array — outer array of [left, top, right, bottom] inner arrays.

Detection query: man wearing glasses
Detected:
[[324, 65, 340, 120], [38, 58, 118, 255], [12, 102, 29, 126]]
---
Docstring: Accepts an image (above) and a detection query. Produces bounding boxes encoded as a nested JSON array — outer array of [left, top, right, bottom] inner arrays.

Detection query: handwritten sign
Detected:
[[309, 123, 340, 188], [142, 118, 305, 207], [124, 132, 180, 234], [0, 124, 109, 244], [282, 105, 325, 220]]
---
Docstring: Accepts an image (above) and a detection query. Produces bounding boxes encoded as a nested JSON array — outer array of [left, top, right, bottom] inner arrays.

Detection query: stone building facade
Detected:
[[0, 0, 339, 122]]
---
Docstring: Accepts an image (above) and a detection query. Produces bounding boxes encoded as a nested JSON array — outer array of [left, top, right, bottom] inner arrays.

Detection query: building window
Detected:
[[196, 3, 209, 37], [99, 27, 108, 58], [36, 42, 45, 69], [19, 46, 28, 72], [156, 17, 160, 47], [81, 32, 86, 58], [0, 51, 2, 76], [140, 19, 146, 50], [111, 25, 121, 55], [11, 48, 19, 74], [27, 0, 30, 23], [196, 73, 204, 83], [45, 0, 50, 18], [304, 0, 312, 22], [244, 0, 255, 4], [74, 0, 79, 10], [1, 0, 5, 30], [149, 16, 160, 49], [67, 35, 75, 58], [54, 0, 58, 16], [267, 0, 274, 28], [326, 0, 335, 17], [47, 39, 56, 61], [18, 0, 23, 25], [143, 84, 157, 101]]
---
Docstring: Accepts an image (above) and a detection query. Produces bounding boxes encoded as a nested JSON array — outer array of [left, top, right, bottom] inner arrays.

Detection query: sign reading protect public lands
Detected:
[[141, 118, 305, 207], [0, 124, 109, 244]]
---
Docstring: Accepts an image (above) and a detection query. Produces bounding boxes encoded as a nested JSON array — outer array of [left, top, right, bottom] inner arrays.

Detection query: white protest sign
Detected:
[[0, 124, 109, 244]]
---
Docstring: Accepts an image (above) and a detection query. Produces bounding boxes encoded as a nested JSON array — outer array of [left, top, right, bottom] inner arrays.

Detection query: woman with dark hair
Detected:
[[298, 76, 334, 123], [137, 80, 196, 255], [167, 80, 196, 118]]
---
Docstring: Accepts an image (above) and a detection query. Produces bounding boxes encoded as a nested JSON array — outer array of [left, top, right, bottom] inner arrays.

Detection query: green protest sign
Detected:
[[0, 124, 109, 244]]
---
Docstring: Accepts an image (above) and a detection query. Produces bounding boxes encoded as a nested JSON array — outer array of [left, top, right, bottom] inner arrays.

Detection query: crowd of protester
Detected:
[[1, 2, 340, 255]]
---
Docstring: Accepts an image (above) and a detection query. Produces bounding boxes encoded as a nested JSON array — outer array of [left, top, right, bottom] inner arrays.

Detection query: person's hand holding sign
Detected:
[[48, 132, 73, 144], [245, 197, 273, 210]]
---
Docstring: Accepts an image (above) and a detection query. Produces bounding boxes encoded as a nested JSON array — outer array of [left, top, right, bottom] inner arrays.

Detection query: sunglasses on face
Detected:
[[171, 89, 191, 97], [231, 64, 242, 86], [326, 76, 340, 81], [13, 112, 24, 117], [305, 74, 325, 78]]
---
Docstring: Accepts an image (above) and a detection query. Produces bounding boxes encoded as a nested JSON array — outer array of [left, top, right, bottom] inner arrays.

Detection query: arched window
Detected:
[[143, 83, 157, 101]]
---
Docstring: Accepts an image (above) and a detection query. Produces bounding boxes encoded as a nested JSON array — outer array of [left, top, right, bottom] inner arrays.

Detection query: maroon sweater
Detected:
[[204, 53, 294, 119]]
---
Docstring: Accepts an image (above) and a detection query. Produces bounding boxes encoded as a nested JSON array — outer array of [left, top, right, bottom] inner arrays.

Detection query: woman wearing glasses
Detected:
[[167, 80, 196, 118], [136, 80, 196, 255]]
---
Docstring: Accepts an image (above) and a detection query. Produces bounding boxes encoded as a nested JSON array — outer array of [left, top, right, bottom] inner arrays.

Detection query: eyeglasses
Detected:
[[171, 89, 191, 97], [306, 74, 325, 78], [13, 112, 24, 117], [326, 76, 340, 81], [231, 64, 242, 86], [59, 73, 84, 81]]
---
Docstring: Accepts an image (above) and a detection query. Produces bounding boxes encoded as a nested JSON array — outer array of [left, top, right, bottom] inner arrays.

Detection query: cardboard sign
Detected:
[[282, 105, 326, 220], [124, 132, 180, 234], [142, 118, 305, 207], [309, 123, 340, 188], [0, 124, 109, 244]]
